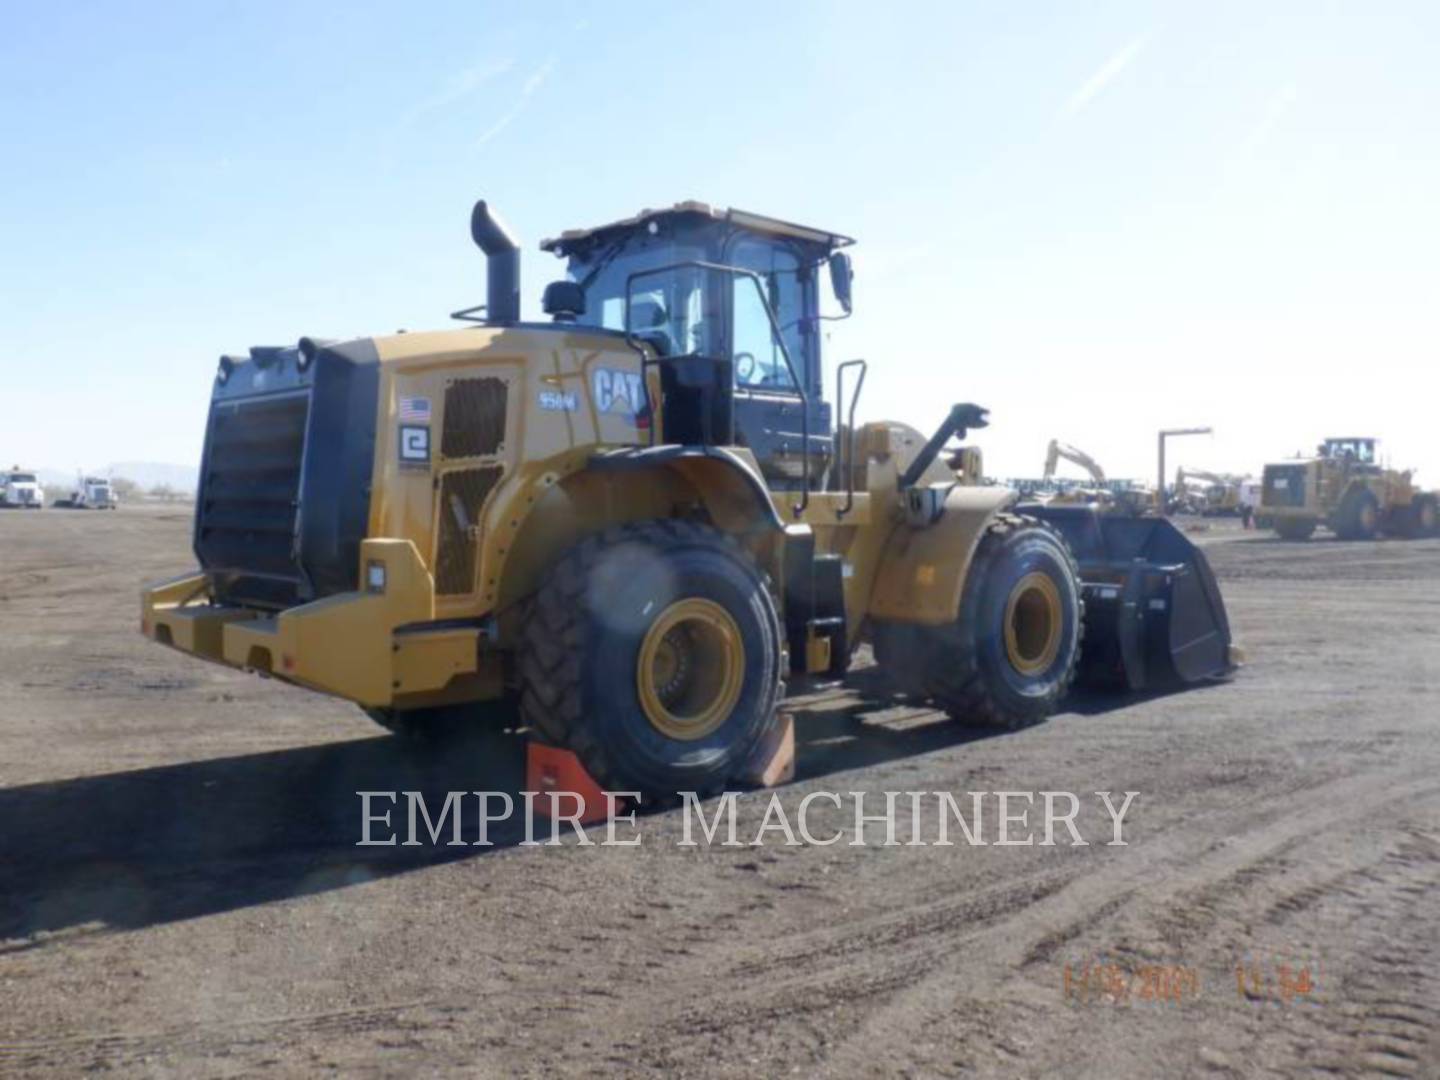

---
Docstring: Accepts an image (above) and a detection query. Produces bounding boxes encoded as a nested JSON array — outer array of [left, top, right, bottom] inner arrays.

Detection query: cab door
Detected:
[[728, 268, 831, 485]]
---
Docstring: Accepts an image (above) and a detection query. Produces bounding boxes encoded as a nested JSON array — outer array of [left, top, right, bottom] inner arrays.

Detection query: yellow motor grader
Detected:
[[142, 199, 1237, 800]]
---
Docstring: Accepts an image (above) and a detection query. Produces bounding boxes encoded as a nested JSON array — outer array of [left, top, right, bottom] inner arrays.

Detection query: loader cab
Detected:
[[541, 203, 854, 488], [1321, 437, 1377, 466]]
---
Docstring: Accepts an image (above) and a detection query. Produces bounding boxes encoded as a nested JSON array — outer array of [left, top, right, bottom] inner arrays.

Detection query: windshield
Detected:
[[567, 241, 797, 392], [570, 245, 713, 356], [1325, 439, 1375, 463], [8, 473, 36, 483]]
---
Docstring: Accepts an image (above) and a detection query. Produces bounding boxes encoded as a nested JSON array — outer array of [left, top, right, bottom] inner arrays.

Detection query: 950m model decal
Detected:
[[539, 389, 579, 412]]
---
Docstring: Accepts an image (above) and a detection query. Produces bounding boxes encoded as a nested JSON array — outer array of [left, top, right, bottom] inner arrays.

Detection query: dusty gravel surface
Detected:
[[2, 506, 1438, 1077]]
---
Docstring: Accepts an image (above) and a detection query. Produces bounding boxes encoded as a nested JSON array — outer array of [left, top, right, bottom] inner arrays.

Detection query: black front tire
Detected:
[[517, 521, 783, 801], [1335, 489, 1380, 540], [878, 515, 1082, 731]]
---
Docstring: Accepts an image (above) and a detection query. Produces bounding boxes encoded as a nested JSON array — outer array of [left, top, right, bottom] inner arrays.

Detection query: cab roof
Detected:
[[540, 201, 854, 257]]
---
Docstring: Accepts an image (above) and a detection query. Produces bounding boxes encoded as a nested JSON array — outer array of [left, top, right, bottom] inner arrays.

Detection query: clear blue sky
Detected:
[[2, 1, 1436, 482]]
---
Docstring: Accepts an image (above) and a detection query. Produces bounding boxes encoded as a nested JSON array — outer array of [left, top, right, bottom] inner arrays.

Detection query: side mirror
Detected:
[[828, 252, 854, 315]]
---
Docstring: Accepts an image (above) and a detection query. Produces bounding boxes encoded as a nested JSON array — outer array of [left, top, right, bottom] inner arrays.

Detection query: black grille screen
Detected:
[[434, 466, 504, 595], [441, 377, 507, 458], [194, 340, 379, 610], [197, 392, 309, 602], [1263, 464, 1308, 508]]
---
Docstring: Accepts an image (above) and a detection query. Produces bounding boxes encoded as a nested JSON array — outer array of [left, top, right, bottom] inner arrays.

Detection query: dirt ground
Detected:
[[1, 505, 1437, 1078]]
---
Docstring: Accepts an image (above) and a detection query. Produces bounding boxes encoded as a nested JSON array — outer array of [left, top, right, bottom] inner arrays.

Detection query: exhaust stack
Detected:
[[470, 200, 521, 325]]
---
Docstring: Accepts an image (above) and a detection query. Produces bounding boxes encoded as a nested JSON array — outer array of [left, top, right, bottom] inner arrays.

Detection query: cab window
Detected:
[[731, 275, 795, 391], [727, 236, 808, 391]]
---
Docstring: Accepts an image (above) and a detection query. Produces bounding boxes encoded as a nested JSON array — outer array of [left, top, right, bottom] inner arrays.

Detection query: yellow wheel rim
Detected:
[[637, 598, 744, 741], [1003, 572, 1063, 676]]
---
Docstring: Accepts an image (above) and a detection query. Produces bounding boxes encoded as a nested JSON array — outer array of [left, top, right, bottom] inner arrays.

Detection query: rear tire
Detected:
[[1273, 518, 1317, 541], [517, 521, 783, 802], [876, 515, 1082, 731], [1404, 496, 1439, 539], [1335, 489, 1380, 540]]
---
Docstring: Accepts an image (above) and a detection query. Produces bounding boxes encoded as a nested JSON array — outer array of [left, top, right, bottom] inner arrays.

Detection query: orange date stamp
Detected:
[[1234, 962, 1316, 1002], [1063, 960, 1317, 1004], [1064, 962, 1201, 1004]]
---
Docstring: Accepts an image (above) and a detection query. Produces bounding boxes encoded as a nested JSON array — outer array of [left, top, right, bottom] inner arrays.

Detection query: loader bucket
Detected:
[[1023, 505, 1236, 692]]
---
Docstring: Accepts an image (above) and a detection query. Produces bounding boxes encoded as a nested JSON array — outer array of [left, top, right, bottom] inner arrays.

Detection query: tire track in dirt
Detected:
[[428, 763, 1440, 1077], [421, 760, 1420, 1076], [0, 1001, 440, 1074], [717, 758, 1333, 991], [801, 766, 1440, 1077], [1224, 825, 1440, 1077]]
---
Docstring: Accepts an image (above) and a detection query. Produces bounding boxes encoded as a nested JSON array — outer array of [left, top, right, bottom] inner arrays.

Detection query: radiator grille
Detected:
[[197, 392, 309, 603], [434, 466, 504, 595], [441, 377, 508, 459]]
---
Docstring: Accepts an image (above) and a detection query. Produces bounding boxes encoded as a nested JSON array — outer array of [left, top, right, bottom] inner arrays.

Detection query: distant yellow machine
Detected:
[[1038, 440, 1154, 514], [142, 199, 1237, 800], [1259, 438, 1438, 540], [1039, 439, 1109, 505]]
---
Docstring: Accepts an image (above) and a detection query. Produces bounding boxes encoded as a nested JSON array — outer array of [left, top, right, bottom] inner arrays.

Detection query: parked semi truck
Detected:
[[53, 475, 118, 509], [0, 467, 44, 509]]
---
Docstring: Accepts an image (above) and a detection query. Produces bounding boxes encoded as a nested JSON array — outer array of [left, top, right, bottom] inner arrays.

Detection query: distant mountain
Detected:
[[105, 462, 199, 494]]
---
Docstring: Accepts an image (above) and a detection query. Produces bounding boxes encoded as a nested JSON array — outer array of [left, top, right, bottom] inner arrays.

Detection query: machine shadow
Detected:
[[0, 664, 1116, 944], [789, 663, 1186, 770], [1061, 676, 1236, 716], [0, 722, 534, 945], [787, 665, 1005, 781]]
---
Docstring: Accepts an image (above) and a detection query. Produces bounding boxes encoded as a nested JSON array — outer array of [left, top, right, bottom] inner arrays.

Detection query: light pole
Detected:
[[1158, 427, 1213, 513]]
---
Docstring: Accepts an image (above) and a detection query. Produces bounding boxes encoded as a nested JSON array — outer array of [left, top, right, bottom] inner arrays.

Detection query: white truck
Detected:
[[0, 467, 45, 509], [53, 475, 118, 509]]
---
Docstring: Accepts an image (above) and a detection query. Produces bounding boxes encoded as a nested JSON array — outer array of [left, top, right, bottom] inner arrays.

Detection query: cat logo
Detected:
[[592, 368, 645, 418]]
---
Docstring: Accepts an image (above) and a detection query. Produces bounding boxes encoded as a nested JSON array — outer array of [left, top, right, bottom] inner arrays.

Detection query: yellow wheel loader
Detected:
[[1259, 438, 1439, 541], [142, 199, 1237, 800]]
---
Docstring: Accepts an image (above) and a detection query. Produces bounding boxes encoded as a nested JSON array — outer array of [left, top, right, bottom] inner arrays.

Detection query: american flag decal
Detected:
[[398, 396, 431, 423]]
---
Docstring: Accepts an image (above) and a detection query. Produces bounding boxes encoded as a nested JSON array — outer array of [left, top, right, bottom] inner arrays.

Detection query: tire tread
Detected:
[[516, 519, 780, 798]]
